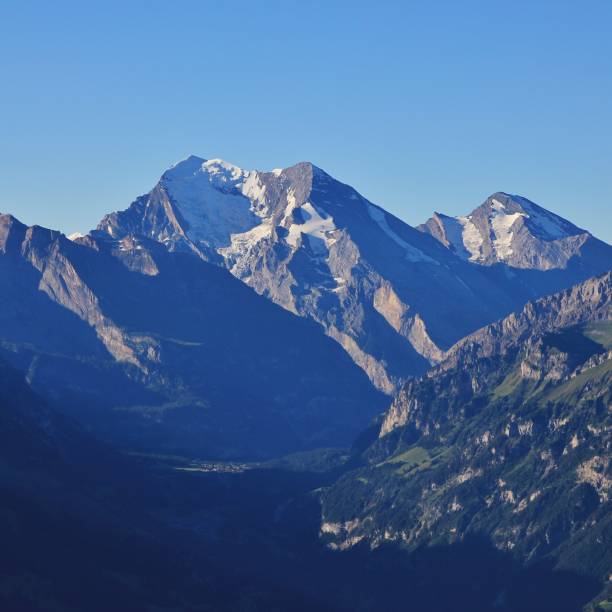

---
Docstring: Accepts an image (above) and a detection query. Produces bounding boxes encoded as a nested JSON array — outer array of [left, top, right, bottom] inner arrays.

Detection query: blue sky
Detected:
[[1, 0, 611, 241]]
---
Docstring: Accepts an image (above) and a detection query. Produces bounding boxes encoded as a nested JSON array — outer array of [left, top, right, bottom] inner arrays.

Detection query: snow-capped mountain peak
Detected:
[[418, 192, 592, 269], [483, 192, 581, 240], [96, 157, 471, 392], [164, 154, 206, 176], [95, 160, 612, 394], [156, 157, 266, 251], [164, 155, 250, 189]]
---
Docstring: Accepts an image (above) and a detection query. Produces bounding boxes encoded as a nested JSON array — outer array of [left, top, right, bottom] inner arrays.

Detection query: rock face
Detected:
[[320, 273, 612, 583], [442, 270, 612, 367], [96, 158, 612, 393], [0, 213, 385, 459], [381, 271, 612, 436], [418, 192, 608, 271]]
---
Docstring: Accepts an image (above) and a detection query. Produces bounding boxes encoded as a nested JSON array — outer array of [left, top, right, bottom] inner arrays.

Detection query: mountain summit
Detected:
[[418, 192, 601, 270], [96, 158, 612, 392]]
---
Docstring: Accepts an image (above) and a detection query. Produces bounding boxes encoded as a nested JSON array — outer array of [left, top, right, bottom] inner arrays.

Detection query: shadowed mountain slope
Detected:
[[0, 213, 385, 459]]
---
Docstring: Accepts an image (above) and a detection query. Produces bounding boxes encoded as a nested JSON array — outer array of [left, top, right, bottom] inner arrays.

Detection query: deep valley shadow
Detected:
[[143, 460, 603, 612]]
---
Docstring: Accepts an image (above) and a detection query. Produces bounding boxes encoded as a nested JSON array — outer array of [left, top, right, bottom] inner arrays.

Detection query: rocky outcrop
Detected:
[[380, 272, 611, 437], [321, 274, 612, 582], [441, 271, 612, 372], [0, 213, 386, 459]]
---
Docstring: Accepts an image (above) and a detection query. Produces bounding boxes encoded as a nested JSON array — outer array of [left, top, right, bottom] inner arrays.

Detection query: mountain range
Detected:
[[97, 157, 612, 393], [1, 155, 611, 611], [2, 156, 611, 457]]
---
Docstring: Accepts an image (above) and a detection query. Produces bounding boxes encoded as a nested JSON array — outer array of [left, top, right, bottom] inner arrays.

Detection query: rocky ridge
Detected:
[[320, 273, 612, 589], [0, 212, 385, 458], [95, 158, 612, 393]]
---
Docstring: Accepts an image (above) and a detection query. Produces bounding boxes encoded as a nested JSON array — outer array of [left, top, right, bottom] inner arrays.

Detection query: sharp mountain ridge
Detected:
[[93, 156, 612, 393], [0, 212, 385, 459]]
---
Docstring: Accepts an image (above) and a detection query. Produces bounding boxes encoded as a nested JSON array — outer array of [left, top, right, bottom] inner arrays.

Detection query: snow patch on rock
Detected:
[[490, 198, 527, 260], [286, 202, 337, 255], [162, 158, 261, 249], [457, 216, 484, 261]]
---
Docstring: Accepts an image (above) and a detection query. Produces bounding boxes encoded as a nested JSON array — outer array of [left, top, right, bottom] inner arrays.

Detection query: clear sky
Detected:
[[1, 0, 611, 242]]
